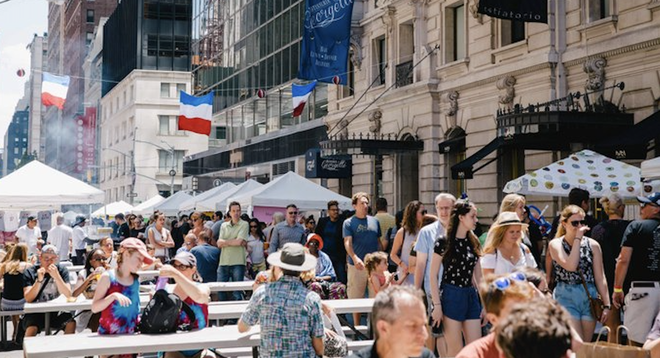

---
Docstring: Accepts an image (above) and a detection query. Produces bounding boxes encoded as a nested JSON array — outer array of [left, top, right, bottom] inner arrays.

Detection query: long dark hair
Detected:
[[84, 249, 106, 276], [442, 199, 482, 266], [402, 200, 423, 235], [249, 218, 265, 241]]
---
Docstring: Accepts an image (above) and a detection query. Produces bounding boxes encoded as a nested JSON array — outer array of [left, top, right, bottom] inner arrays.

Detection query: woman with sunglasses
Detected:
[[429, 199, 483, 356], [481, 211, 537, 275], [247, 218, 266, 277], [72, 249, 108, 332], [159, 251, 210, 358], [548, 204, 611, 341], [390, 200, 425, 285]]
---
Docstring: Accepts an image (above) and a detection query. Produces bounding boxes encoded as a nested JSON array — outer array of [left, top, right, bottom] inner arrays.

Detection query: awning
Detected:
[[595, 110, 660, 160], [438, 134, 466, 154], [320, 136, 424, 156], [451, 137, 505, 179]]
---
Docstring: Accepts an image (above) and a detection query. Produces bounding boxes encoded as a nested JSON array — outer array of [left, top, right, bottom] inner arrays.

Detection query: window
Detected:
[[397, 23, 414, 87], [445, 3, 465, 62], [215, 126, 227, 140], [160, 83, 170, 97], [176, 83, 186, 95], [374, 37, 387, 85], [158, 149, 185, 172], [501, 20, 525, 46], [340, 52, 355, 98], [86, 32, 94, 46], [174, 116, 185, 135], [86, 9, 94, 23], [159, 115, 170, 135], [588, 0, 611, 22]]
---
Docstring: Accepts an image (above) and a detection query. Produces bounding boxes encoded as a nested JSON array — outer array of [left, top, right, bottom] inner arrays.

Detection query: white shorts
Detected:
[[623, 282, 660, 343]]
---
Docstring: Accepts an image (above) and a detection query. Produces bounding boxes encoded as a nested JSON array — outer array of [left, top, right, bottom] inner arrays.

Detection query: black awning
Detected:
[[438, 134, 466, 154], [320, 136, 424, 156], [451, 136, 505, 179], [595, 110, 660, 159]]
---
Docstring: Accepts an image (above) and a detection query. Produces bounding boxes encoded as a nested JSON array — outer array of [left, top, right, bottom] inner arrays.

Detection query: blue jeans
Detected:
[[217, 264, 245, 301]]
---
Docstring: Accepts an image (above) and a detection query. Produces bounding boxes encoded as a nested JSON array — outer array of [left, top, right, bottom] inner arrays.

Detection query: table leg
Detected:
[[1, 316, 6, 349], [44, 313, 51, 336]]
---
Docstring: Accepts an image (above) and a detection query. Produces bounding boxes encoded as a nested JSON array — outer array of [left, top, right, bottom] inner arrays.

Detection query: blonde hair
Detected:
[[599, 193, 624, 217], [2, 243, 28, 275], [499, 194, 526, 214], [483, 224, 524, 254], [351, 192, 370, 206], [554, 205, 586, 238], [364, 251, 388, 277]]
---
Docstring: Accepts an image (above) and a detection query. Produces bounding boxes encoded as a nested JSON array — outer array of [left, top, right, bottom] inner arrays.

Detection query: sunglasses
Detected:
[[288, 211, 298, 215], [250, 225, 258, 228], [484, 272, 527, 306], [92, 257, 107, 262], [172, 263, 192, 270], [421, 210, 428, 215], [569, 220, 587, 228], [308, 221, 315, 225]]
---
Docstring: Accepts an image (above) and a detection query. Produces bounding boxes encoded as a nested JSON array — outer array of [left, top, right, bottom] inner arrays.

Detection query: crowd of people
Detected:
[[1, 187, 659, 358]]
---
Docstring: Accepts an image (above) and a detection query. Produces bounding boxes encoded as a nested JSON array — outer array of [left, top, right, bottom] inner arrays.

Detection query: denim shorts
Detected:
[[440, 283, 482, 321], [553, 281, 598, 321]]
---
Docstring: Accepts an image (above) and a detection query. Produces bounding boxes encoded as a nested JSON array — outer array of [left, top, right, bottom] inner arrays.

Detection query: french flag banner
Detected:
[[178, 90, 213, 136], [292, 81, 317, 117], [41, 72, 70, 110]]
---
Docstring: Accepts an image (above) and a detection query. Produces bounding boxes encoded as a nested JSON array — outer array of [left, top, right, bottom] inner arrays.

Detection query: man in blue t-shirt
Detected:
[[315, 200, 347, 284], [190, 230, 221, 283], [343, 192, 380, 325]]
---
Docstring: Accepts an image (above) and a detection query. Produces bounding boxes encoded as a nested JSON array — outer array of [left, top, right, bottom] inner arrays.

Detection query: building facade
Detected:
[[319, 0, 660, 216], [99, 71, 209, 204], [2, 108, 30, 177], [27, 34, 48, 162], [44, 0, 119, 176], [184, 0, 331, 184]]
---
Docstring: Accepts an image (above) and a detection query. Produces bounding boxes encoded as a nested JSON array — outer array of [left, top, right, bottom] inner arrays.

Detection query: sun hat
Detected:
[[493, 212, 529, 229], [172, 251, 196, 267], [120, 238, 154, 264], [305, 233, 324, 250], [267, 243, 317, 272], [637, 192, 660, 206]]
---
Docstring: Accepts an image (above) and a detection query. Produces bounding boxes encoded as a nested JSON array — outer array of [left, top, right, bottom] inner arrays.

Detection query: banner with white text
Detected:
[[478, 0, 548, 24], [298, 0, 354, 85]]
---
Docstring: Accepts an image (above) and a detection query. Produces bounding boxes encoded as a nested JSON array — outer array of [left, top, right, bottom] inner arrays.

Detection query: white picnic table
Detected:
[[23, 325, 261, 358], [140, 280, 255, 293], [207, 298, 375, 320]]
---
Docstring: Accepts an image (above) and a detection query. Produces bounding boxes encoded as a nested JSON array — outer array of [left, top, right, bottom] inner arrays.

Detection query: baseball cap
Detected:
[[637, 192, 660, 206], [120, 238, 154, 264], [41, 244, 58, 256]]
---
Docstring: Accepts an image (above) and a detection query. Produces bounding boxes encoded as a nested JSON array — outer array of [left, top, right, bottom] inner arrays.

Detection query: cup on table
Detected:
[[66, 296, 77, 303]]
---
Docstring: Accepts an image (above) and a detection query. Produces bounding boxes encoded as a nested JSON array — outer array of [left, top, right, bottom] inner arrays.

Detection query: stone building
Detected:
[[322, 0, 660, 217]]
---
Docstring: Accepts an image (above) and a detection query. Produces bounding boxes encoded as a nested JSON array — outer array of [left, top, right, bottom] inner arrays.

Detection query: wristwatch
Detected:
[[603, 305, 612, 310]]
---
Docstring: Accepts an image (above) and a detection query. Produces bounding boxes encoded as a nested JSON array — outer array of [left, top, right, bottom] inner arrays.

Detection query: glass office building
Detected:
[[190, 0, 328, 146]]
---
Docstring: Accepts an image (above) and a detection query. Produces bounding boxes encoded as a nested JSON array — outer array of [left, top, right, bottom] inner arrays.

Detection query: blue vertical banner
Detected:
[[298, 0, 354, 85]]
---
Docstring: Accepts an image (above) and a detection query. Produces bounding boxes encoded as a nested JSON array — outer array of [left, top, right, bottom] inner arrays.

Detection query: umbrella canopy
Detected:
[[210, 179, 263, 211], [228, 171, 352, 211], [132, 195, 166, 215], [178, 182, 236, 212], [503, 150, 641, 198], [0, 161, 104, 209], [92, 200, 134, 217], [153, 191, 193, 216]]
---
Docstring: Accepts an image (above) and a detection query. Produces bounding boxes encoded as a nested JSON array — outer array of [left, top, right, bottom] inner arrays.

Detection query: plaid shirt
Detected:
[[241, 275, 324, 358]]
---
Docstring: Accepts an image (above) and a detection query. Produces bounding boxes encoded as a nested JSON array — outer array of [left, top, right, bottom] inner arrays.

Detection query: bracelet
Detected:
[[613, 287, 623, 293], [603, 305, 612, 310], [36, 280, 43, 284]]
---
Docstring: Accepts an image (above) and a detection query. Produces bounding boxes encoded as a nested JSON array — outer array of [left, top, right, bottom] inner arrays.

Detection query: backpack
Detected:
[[139, 289, 196, 334]]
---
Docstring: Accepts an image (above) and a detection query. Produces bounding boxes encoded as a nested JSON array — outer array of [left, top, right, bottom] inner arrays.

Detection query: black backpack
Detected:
[[139, 289, 196, 334]]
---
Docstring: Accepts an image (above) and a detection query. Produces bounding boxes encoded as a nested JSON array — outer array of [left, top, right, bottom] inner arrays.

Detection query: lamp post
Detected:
[[133, 139, 177, 196], [102, 147, 136, 205]]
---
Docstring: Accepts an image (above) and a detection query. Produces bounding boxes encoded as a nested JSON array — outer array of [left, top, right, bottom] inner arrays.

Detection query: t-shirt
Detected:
[[343, 216, 381, 265], [480, 244, 537, 274], [414, 221, 445, 294], [117, 223, 130, 239], [620, 218, 660, 291], [433, 236, 478, 288], [211, 220, 223, 241], [456, 333, 504, 358], [218, 220, 249, 266], [190, 243, 221, 283], [47, 224, 73, 260], [591, 219, 630, 295], [320, 219, 341, 258], [72, 226, 87, 250], [23, 264, 70, 302], [375, 212, 395, 241], [15, 225, 41, 256]]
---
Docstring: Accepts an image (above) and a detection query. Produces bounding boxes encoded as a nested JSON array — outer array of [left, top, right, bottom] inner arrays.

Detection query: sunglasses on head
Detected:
[[569, 220, 587, 228], [484, 272, 527, 306]]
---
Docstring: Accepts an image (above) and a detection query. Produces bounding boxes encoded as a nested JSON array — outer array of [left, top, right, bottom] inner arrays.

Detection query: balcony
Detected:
[[395, 60, 413, 88]]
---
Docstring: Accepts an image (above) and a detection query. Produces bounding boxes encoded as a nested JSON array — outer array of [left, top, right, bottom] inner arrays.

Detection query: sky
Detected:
[[0, 0, 48, 147]]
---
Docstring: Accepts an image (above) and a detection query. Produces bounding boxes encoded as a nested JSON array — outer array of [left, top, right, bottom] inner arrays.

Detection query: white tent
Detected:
[[641, 157, 660, 180], [153, 191, 193, 216], [178, 182, 236, 212], [227, 171, 352, 211], [211, 179, 263, 211], [0, 161, 104, 209], [92, 200, 134, 217], [132, 195, 166, 215]]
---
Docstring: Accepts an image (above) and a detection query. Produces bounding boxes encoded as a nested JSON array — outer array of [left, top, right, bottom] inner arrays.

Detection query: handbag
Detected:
[[576, 326, 650, 358], [577, 269, 604, 320], [323, 310, 348, 358]]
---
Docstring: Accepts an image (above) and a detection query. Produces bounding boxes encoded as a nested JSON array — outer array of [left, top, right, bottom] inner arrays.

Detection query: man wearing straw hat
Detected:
[[239, 243, 324, 357]]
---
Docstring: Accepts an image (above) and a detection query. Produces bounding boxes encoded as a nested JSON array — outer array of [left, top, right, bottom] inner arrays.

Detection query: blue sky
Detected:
[[0, 0, 48, 147]]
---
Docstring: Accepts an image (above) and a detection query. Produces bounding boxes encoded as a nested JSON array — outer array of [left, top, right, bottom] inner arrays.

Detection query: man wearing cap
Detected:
[[15, 216, 42, 257], [23, 244, 75, 337], [239, 243, 324, 357], [47, 214, 73, 262], [72, 216, 88, 265], [268, 204, 306, 254], [613, 192, 660, 345]]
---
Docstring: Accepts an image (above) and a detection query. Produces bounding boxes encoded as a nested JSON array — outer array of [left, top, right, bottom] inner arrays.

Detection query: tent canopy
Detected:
[[504, 150, 641, 198], [642, 157, 660, 180], [0, 161, 104, 209], [178, 182, 236, 212], [228, 171, 352, 211], [92, 201, 134, 217], [132, 195, 166, 215], [153, 191, 192, 216], [209, 180, 263, 211]]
